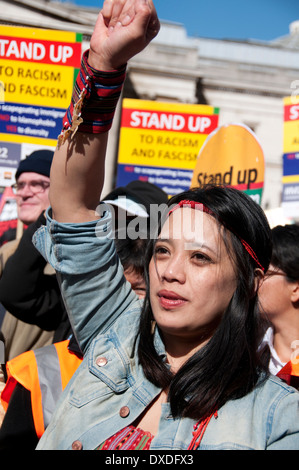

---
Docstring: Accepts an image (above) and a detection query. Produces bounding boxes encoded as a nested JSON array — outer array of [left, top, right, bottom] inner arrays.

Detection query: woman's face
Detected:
[[258, 264, 294, 320], [149, 207, 237, 344]]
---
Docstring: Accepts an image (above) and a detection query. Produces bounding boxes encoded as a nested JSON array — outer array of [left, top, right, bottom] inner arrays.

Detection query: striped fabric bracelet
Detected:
[[58, 49, 126, 147]]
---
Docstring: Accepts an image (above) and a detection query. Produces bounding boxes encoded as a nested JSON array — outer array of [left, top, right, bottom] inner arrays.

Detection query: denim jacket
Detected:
[[33, 208, 299, 450]]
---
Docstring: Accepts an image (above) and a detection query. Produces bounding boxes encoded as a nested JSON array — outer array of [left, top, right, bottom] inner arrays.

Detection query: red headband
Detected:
[[168, 199, 264, 271]]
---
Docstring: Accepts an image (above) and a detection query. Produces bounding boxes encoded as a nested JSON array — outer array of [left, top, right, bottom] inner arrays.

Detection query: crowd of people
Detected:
[[0, 0, 298, 450]]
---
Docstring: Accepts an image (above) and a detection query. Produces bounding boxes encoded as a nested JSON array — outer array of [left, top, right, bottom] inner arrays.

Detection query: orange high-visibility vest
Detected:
[[1, 340, 82, 438]]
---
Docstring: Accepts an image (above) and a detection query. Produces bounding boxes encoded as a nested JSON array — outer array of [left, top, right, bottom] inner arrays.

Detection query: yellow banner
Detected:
[[117, 99, 220, 196], [0, 60, 74, 108], [283, 96, 299, 154], [118, 128, 208, 170], [118, 99, 219, 170], [0, 133, 57, 147], [121, 98, 217, 115], [0, 25, 78, 42], [0, 25, 82, 186]]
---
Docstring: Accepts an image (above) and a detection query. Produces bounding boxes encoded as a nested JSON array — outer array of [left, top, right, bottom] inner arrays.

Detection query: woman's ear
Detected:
[[254, 268, 264, 292], [290, 281, 299, 304]]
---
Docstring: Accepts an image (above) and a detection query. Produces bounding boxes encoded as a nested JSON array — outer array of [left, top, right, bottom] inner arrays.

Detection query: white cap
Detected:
[[103, 196, 149, 217]]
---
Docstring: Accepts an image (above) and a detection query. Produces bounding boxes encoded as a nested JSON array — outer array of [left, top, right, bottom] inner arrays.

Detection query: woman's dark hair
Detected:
[[138, 184, 272, 421], [271, 224, 299, 281]]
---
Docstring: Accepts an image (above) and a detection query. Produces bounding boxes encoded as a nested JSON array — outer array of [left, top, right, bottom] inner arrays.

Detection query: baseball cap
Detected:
[[103, 181, 168, 217]]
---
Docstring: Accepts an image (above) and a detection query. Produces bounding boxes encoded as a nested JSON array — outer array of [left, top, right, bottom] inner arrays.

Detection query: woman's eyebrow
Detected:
[[184, 241, 218, 255], [156, 237, 218, 256]]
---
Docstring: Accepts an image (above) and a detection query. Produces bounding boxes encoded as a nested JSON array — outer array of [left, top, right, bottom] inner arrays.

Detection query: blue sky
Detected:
[[62, 0, 299, 41]]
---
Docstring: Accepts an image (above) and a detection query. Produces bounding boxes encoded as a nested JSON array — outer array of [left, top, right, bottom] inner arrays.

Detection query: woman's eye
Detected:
[[192, 252, 211, 263], [154, 245, 169, 256]]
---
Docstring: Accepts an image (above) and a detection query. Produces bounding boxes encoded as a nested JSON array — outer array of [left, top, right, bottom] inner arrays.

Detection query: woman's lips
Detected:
[[158, 290, 187, 309]]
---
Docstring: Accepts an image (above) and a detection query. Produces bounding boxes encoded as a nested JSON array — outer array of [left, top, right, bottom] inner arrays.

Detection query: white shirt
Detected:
[[260, 327, 286, 376]]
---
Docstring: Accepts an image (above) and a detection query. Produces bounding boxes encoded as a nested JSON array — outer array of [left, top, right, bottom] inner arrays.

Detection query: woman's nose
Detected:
[[160, 255, 186, 284]]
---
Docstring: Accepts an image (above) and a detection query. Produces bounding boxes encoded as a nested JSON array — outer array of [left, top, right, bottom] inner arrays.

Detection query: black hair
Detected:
[[138, 185, 272, 421], [271, 224, 299, 281]]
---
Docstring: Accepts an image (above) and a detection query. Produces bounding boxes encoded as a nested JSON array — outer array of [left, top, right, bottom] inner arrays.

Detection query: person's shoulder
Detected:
[[258, 372, 299, 400]]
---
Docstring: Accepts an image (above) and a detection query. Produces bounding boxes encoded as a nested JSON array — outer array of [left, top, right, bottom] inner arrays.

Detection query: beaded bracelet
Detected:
[[58, 50, 126, 147]]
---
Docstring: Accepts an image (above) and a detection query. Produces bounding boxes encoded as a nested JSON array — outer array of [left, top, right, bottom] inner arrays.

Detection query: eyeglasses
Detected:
[[11, 180, 50, 194], [264, 269, 287, 280]]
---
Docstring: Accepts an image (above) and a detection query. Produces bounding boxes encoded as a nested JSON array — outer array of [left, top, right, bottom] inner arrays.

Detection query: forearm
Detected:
[[50, 51, 123, 223], [50, 133, 107, 223]]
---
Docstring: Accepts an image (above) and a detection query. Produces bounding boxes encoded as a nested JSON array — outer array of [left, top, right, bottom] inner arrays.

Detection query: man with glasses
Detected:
[[11, 149, 52, 227], [0, 149, 73, 363]]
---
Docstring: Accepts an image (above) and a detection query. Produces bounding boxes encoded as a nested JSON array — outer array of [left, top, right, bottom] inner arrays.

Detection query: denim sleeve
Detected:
[[32, 207, 137, 353]]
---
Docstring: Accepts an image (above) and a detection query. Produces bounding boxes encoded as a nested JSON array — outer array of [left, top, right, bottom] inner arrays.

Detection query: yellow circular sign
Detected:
[[190, 123, 265, 205]]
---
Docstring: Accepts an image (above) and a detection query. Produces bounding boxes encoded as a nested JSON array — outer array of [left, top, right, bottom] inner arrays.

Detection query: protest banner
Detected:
[[282, 96, 299, 219], [117, 99, 219, 196], [190, 123, 265, 205], [283, 96, 299, 154], [0, 25, 81, 228], [0, 25, 82, 187]]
